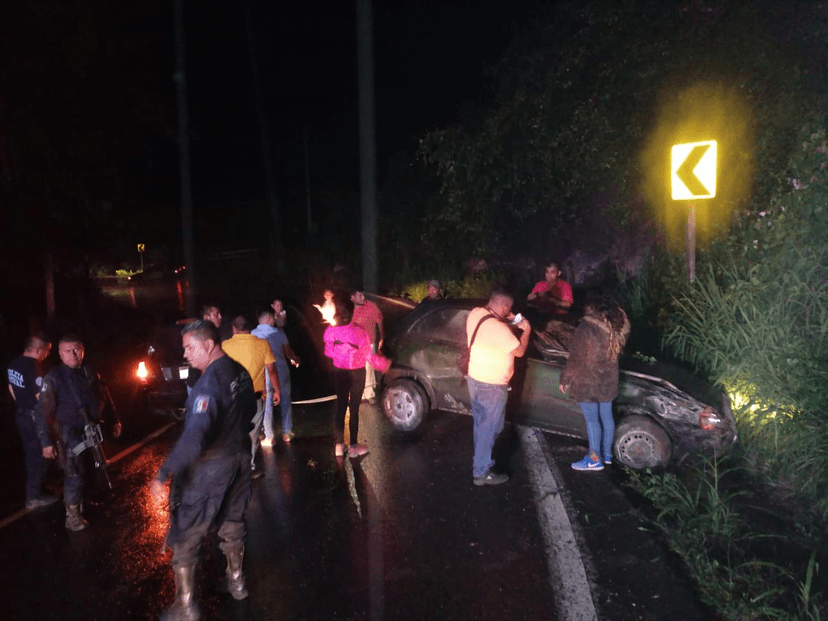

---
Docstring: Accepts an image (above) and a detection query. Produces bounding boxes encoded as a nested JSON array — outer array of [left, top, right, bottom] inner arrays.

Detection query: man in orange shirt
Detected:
[[222, 315, 279, 472], [350, 288, 384, 403], [466, 288, 531, 486]]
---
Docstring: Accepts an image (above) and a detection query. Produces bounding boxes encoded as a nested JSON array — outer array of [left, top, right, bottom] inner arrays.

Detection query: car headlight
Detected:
[[698, 407, 722, 430]]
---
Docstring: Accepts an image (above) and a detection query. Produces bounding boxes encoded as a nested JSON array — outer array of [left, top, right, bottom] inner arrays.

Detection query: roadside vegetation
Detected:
[[622, 115, 828, 621], [627, 460, 823, 620], [380, 1, 828, 617]]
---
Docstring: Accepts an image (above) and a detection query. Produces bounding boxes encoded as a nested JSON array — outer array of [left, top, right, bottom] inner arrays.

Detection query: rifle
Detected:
[[160, 476, 181, 554], [72, 405, 113, 489]]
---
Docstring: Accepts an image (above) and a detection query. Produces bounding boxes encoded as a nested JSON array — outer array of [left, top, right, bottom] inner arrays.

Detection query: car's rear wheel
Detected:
[[382, 378, 429, 432], [614, 415, 672, 469]]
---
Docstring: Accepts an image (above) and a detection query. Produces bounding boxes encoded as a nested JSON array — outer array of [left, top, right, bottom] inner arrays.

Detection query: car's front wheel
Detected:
[[382, 378, 429, 432], [614, 415, 672, 469]]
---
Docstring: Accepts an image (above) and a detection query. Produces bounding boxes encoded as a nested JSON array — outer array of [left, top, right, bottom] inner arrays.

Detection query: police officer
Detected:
[[6, 333, 57, 509], [151, 319, 256, 621], [38, 334, 122, 531]]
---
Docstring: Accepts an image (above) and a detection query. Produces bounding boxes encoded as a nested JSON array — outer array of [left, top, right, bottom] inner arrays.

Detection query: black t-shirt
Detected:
[[7, 355, 45, 413]]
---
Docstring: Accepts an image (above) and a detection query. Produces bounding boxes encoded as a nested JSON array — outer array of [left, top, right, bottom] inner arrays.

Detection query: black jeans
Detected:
[[15, 410, 46, 501], [334, 367, 366, 445]]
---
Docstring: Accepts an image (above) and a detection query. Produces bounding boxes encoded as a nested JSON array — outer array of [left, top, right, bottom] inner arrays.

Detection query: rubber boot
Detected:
[[65, 504, 88, 531], [160, 564, 200, 621], [224, 547, 249, 600]]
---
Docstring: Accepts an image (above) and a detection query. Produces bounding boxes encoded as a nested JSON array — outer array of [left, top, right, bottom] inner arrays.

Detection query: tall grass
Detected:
[[627, 460, 824, 620], [663, 249, 828, 516]]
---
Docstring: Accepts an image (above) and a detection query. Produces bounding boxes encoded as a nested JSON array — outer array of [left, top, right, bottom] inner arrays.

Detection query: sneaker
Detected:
[[473, 471, 509, 486], [335, 443, 346, 457], [572, 456, 604, 471], [603, 453, 613, 465], [26, 495, 59, 510], [260, 438, 273, 448], [348, 443, 369, 458], [282, 433, 294, 444]]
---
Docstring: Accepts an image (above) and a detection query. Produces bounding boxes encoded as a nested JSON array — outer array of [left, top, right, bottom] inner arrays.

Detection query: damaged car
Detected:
[[133, 319, 192, 420], [380, 299, 736, 470]]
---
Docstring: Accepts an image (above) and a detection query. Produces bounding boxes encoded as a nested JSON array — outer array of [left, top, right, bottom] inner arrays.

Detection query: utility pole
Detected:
[[356, 0, 378, 293], [174, 0, 196, 316], [244, 0, 283, 269], [304, 131, 314, 234], [45, 248, 55, 319]]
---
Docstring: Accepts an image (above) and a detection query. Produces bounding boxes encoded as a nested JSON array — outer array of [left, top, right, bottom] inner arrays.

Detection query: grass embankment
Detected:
[[626, 451, 825, 620]]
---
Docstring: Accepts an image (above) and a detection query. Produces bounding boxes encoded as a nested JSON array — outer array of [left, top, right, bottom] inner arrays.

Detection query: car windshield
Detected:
[[410, 307, 470, 344]]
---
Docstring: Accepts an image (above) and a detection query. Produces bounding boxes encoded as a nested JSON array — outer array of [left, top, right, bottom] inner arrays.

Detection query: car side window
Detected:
[[410, 308, 470, 344]]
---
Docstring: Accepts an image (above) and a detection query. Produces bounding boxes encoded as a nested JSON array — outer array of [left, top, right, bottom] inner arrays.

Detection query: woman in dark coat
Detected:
[[559, 291, 630, 471]]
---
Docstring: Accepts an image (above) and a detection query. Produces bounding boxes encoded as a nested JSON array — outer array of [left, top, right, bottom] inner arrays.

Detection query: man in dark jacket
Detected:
[[152, 319, 257, 621], [7, 334, 56, 509], [39, 334, 121, 530]]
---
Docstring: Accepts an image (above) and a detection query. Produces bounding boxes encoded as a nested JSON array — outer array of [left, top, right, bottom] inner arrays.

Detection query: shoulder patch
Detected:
[[194, 396, 210, 413]]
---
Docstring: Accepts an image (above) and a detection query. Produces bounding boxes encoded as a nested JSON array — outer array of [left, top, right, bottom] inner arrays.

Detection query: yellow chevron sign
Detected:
[[671, 141, 717, 200]]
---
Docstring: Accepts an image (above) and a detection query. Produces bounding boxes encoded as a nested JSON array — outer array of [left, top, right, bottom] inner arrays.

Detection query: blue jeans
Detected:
[[264, 367, 292, 439], [579, 401, 614, 457], [467, 377, 508, 477]]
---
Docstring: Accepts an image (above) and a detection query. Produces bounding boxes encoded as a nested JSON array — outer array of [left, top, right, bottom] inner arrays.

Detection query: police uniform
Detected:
[[7, 354, 50, 504], [157, 354, 256, 613], [39, 364, 106, 513]]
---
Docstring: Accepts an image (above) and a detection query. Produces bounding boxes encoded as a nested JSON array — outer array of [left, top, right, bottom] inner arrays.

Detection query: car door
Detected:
[[514, 355, 587, 439], [405, 307, 471, 412]]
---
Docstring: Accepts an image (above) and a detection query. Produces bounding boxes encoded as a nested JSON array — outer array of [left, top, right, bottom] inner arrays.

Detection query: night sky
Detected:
[[0, 0, 538, 264], [172, 0, 537, 246]]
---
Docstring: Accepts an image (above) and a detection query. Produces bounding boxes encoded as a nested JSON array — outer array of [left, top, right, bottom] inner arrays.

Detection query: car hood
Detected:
[[621, 358, 722, 407]]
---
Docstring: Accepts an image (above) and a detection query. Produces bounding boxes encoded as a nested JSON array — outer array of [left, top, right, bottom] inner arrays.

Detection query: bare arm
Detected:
[[511, 319, 532, 358], [266, 363, 281, 405], [283, 344, 300, 367], [7, 385, 14, 401]]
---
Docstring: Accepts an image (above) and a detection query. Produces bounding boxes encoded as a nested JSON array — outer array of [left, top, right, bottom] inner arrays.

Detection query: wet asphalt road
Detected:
[[0, 401, 559, 621], [0, 399, 712, 621]]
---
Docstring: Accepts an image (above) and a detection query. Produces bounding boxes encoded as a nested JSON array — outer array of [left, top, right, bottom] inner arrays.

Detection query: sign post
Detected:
[[137, 243, 145, 272], [671, 140, 717, 283]]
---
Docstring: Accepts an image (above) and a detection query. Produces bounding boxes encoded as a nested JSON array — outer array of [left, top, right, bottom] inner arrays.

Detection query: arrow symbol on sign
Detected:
[[675, 144, 710, 197]]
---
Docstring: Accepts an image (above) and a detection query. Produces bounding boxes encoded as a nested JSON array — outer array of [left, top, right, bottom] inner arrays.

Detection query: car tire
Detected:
[[614, 415, 672, 469], [382, 379, 429, 432]]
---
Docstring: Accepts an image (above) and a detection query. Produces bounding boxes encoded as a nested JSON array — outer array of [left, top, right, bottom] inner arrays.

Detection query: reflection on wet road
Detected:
[[0, 401, 556, 621]]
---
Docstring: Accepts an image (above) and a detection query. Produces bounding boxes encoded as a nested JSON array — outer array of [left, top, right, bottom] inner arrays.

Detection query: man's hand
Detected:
[[112, 421, 122, 439], [150, 479, 167, 506], [517, 318, 531, 332], [42, 445, 55, 459], [559, 383, 567, 395], [272, 391, 281, 406]]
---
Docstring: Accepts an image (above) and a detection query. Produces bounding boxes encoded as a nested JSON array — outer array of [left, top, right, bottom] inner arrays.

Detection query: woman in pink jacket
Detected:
[[324, 300, 372, 458]]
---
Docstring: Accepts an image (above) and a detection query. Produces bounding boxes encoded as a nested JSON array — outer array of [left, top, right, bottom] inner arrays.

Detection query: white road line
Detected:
[[519, 426, 598, 621], [0, 508, 29, 530], [0, 421, 178, 530], [108, 421, 178, 464]]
